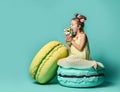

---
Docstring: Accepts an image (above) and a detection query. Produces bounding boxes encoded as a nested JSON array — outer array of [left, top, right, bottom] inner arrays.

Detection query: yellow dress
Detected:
[[70, 33, 91, 60]]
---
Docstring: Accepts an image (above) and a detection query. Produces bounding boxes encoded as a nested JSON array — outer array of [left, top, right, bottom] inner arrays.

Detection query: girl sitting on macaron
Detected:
[[65, 13, 98, 69]]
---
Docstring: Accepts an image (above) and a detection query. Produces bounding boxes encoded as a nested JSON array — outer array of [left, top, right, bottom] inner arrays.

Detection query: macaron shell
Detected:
[[58, 76, 104, 87], [57, 66, 104, 77]]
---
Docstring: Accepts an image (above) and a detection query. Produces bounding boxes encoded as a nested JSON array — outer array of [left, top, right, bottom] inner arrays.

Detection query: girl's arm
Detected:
[[71, 33, 86, 51]]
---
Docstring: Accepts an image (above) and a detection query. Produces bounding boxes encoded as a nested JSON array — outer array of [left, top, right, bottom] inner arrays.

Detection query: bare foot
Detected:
[[93, 62, 98, 70]]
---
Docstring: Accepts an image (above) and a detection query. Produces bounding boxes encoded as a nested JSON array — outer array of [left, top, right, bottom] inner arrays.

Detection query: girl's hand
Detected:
[[65, 35, 73, 42]]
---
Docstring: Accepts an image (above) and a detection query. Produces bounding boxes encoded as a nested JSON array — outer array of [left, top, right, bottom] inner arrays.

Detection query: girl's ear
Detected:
[[78, 25, 81, 29]]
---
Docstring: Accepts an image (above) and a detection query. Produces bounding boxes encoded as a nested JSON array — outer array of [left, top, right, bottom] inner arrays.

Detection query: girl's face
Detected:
[[70, 20, 80, 33]]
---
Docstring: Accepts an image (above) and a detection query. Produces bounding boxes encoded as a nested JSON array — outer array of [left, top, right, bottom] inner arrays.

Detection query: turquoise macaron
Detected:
[[57, 57, 105, 87]]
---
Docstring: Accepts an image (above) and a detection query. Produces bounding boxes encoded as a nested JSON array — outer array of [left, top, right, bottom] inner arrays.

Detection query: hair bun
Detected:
[[75, 13, 87, 22]]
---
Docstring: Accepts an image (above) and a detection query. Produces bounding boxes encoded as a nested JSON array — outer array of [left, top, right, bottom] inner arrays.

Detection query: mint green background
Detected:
[[0, 0, 120, 92]]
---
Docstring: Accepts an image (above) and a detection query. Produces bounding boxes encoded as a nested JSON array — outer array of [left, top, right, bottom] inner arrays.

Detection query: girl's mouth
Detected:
[[72, 31, 77, 37]]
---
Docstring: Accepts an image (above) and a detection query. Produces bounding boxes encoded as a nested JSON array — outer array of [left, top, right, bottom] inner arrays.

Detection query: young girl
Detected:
[[65, 13, 97, 69]]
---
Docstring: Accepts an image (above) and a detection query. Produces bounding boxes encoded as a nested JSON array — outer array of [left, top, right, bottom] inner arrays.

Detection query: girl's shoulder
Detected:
[[80, 31, 84, 34], [78, 32, 88, 40], [79, 31, 86, 37]]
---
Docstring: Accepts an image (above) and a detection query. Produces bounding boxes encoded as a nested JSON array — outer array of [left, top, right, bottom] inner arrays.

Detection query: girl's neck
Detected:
[[75, 30, 80, 37], [77, 30, 83, 34], [76, 30, 84, 37], [77, 30, 80, 34]]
